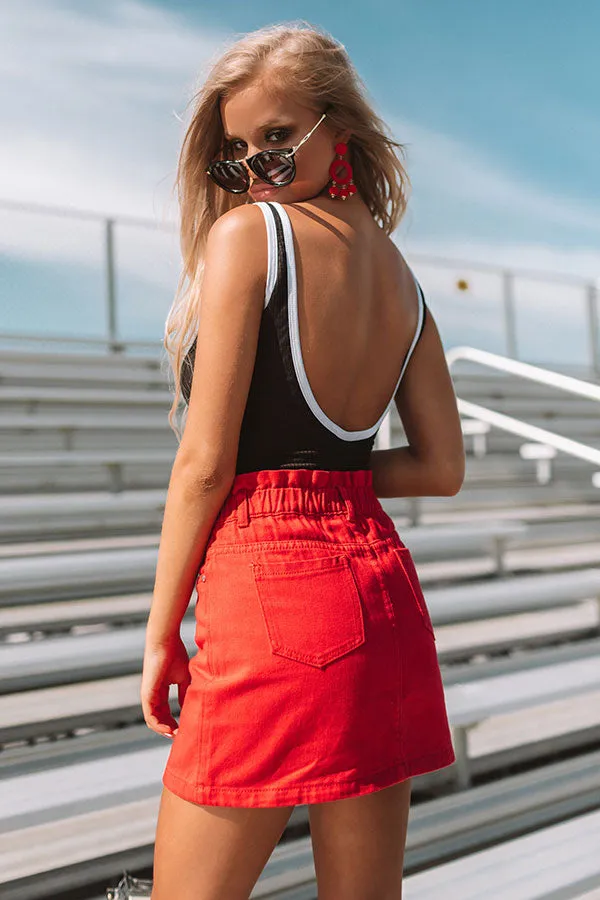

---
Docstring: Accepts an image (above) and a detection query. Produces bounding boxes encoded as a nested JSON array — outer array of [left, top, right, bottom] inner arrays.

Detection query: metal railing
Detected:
[[0, 197, 176, 354], [389, 346, 600, 525], [410, 252, 600, 375], [446, 346, 600, 484], [1, 197, 599, 368]]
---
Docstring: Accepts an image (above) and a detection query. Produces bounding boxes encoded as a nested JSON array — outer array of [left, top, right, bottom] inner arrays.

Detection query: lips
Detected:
[[250, 184, 280, 199]]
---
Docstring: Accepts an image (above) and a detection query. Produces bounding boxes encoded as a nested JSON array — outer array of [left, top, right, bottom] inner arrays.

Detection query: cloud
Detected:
[[0, 0, 228, 221], [1, 0, 599, 289], [402, 237, 600, 282], [390, 115, 600, 246]]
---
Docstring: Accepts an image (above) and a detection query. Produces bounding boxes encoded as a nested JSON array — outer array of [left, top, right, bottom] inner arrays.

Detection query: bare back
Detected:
[[286, 198, 426, 431], [285, 197, 465, 494]]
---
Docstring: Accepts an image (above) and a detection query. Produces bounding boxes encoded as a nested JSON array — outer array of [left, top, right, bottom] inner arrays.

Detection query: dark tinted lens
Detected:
[[252, 151, 294, 185], [209, 160, 248, 192]]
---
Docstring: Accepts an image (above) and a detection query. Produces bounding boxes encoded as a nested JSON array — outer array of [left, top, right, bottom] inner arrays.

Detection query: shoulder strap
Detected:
[[254, 201, 278, 309], [396, 267, 427, 383]]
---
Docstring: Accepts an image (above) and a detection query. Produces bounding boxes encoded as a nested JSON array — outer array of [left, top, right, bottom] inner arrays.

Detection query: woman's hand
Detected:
[[140, 635, 192, 739]]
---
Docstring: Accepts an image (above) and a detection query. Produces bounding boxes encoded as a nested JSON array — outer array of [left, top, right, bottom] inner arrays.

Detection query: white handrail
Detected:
[[446, 346, 600, 479], [446, 346, 600, 402], [457, 398, 600, 468]]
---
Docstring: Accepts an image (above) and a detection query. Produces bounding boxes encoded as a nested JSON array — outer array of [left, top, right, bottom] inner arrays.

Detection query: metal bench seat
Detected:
[[445, 653, 600, 788], [3, 744, 600, 899], [0, 489, 167, 541], [404, 805, 600, 899]]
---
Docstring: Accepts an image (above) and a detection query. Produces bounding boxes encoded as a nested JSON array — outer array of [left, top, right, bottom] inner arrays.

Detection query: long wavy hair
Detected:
[[163, 20, 411, 441]]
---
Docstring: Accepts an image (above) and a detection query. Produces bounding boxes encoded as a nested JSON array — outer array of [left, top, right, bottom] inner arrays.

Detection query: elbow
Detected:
[[443, 474, 464, 497], [436, 455, 466, 496], [173, 451, 235, 495]]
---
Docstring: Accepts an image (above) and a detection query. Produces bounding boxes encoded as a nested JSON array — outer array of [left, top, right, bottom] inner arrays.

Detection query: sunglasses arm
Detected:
[[288, 111, 327, 156]]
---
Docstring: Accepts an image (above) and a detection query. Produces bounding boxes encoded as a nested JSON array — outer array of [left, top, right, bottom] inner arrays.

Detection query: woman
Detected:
[[142, 21, 465, 900]]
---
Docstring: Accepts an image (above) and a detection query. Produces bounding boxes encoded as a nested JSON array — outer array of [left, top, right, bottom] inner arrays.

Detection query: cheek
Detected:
[[297, 148, 332, 183]]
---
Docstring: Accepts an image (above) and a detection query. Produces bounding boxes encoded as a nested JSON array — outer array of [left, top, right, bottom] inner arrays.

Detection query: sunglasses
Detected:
[[206, 111, 327, 194]]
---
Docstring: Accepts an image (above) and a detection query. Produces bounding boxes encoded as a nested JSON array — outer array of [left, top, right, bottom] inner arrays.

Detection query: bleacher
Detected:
[[2, 345, 600, 899]]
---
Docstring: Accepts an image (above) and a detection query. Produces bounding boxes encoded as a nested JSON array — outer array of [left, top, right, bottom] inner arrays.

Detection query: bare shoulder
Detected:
[[381, 233, 418, 289], [209, 202, 267, 241], [203, 204, 268, 288]]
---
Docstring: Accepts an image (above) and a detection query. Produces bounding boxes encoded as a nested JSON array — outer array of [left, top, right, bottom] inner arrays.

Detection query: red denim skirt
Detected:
[[162, 468, 456, 807]]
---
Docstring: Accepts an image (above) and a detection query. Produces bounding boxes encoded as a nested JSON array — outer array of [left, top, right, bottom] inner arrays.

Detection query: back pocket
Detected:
[[250, 553, 366, 669]]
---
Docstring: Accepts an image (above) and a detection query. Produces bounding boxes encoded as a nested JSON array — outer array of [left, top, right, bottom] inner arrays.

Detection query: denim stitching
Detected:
[[165, 747, 455, 794], [394, 550, 436, 639], [250, 556, 366, 667]]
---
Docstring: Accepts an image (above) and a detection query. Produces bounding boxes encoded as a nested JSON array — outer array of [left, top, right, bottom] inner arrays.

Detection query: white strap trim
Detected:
[[270, 201, 381, 441], [254, 201, 277, 309], [396, 264, 426, 384], [269, 201, 426, 441]]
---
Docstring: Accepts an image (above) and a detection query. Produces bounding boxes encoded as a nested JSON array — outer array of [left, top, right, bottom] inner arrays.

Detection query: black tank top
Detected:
[[180, 200, 427, 474]]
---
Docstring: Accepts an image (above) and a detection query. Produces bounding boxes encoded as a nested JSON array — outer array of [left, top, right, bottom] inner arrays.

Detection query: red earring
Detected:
[[328, 141, 357, 200]]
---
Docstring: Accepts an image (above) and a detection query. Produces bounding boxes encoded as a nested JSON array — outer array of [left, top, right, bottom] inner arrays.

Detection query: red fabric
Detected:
[[162, 467, 455, 807]]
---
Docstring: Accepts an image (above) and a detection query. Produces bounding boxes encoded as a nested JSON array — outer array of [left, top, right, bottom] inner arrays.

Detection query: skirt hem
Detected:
[[162, 747, 456, 808]]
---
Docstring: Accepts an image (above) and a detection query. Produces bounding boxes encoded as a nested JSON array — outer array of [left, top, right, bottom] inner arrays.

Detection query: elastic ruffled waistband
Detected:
[[213, 468, 379, 527]]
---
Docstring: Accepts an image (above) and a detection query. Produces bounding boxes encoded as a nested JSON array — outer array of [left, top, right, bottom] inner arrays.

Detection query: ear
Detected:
[[335, 127, 352, 144]]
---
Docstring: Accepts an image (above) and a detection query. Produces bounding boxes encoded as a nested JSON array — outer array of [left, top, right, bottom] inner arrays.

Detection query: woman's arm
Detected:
[[145, 470, 233, 647], [145, 204, 269, 648], [370, 302, 465, 500], [370, 444, 462, 499]]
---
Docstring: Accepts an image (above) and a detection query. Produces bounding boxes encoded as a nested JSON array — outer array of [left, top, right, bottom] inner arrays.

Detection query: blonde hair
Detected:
[[163, 20, 411, 440]]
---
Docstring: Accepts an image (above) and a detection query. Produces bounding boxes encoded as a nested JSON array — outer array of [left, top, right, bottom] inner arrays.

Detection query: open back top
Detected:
[[180, 200, 427, 473]]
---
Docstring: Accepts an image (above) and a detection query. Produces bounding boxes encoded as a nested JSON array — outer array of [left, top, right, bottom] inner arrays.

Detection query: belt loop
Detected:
[[236, 488, 250, 527], [336, 485, 356, 524]]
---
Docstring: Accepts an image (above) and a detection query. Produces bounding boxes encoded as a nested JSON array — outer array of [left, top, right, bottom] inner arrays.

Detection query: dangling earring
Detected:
[[328, 141, 357, 200]]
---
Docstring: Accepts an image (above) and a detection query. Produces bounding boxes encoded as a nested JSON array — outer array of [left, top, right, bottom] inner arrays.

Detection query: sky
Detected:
[[0, 0, 599, 367]]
